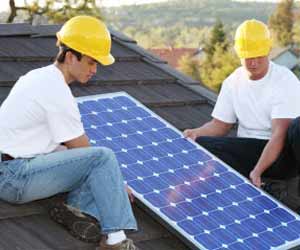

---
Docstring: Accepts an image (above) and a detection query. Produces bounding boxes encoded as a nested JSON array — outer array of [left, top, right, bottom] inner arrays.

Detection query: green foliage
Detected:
[[7, 0, 102, 24], [178, 54, 201, 82], [199, 45, 240, 92], [269, 0, 294, 47], [204, 20, 228, 57]]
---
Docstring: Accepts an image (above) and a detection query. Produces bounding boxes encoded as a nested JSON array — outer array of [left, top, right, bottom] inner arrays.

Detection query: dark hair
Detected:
[[56, 43, 82, 63]]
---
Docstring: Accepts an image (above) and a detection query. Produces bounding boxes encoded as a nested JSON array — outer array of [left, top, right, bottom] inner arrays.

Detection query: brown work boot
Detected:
[[48, 201, 101, 243], [98, 238, 139, 250]]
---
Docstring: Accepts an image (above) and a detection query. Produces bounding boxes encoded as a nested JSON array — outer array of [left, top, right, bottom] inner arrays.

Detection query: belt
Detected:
[[1, 154, 14, 161]]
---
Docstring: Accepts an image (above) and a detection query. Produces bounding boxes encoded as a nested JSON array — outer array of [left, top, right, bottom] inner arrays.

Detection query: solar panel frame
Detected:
[[77, 92, 300, 250]]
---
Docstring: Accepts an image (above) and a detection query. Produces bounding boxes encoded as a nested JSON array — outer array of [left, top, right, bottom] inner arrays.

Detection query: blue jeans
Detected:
[[0, 147, 137, 233]]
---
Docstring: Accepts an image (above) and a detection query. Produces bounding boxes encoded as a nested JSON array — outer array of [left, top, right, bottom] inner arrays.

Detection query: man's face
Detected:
[[69, 54, 98, 84], [240, 56, 269, 80]]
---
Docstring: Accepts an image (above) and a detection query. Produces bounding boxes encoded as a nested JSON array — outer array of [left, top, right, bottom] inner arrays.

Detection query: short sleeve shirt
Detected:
[[212, 62, 300, 139], [0, 64, 84, 158]]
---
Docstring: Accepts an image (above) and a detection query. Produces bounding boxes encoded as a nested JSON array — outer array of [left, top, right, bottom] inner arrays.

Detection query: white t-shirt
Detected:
[[0, 64, 84, 158], [212, 62, 300, 139]]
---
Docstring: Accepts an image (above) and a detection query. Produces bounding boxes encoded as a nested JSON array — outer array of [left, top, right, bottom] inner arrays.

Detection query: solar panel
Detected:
[[77, 92, 300, 250]]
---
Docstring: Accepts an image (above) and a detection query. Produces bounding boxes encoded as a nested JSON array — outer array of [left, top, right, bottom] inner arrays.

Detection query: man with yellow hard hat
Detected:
[[0, 16, 138, 250], [184, 19, 300, 189]]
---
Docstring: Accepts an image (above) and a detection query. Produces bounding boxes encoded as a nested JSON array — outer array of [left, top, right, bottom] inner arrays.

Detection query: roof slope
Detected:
[[0, 23, 216, 250]]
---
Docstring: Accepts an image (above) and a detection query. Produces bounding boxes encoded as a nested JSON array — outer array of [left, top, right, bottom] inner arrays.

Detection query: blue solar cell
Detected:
[[112, 136, 137, 150], [177, 202, 202, 217], [270, 207, 295, 223], [112, 123, 137, 135], [192, 197, 216, 212], [253, 195, 278, 210], [158, 127, 181, 140], [244, 237, 270, 250], [222, 188, 247, 202], [115, 151, 137, 165], [156, 142, 181, 154], [120, 167, 136, 182], [100, 111, 120, 123], [159, 188, 185, 204], [239, 200, 264, 215], [161, 171, 186, 186], [113, 109, 137, 120], [223, 205, 249, 220], [98, 98, 122, 110], [195, 233, 220, 249], [202, 160, 228, 174], [127, 163, 153, 178], [78, 93, 300, 250], [128, 107, 151, 118], [85, 128, 105, 140], [274, 226, 299, 242], [194, 214, 219, 230], [241, 218, 267, 234], [143, 117, 166, 129], [210, 228, 236, 245], [127, 134, 152, 146], [206, 192, 232, 207], [235, 183, 261, 198], [144, 176, 169, 190], [94, 139, 121, 151], [260, 231, 285, 247], [177, 220, 204, 235], [160, 206, 186, 221], [205, 176, 230, 190], [128, 179, 152, 194], [143, 130, 165, 143], [209, 210, 235, 225], [81, 114, 104, 127], [172, 138, 197, 151], [127, 119, 152, 132], [113, 96, 137, 107], [159, 157, 183, 170], [143, 145, 168, 158], [227, 222, 253, 239], [143, 160, 169, 173], [227, 242, 251, 250], [220, 171, 244, 185], [288, 220, 300, 234]]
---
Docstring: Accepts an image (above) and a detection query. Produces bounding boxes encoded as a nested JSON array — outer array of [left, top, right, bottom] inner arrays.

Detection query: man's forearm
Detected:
[[253, 137, 285, 175]]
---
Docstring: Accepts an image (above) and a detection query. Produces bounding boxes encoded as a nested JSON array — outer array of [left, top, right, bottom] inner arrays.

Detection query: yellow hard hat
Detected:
[[234, 19, 272, 59], [56, 15, 115, 65]]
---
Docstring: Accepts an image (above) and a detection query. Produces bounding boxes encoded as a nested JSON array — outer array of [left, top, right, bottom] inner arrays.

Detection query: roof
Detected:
[[149, 48, 199, 69], [0, 23, 217, 250], [270, 47, 299, 70]]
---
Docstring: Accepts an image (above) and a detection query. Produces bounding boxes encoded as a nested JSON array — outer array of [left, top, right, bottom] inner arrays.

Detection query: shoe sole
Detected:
[[49, 203, 101, 243]]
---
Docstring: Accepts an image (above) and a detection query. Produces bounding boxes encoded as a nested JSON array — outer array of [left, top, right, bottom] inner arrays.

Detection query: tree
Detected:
[[269, 0, 294, 47], [204, 19, 228, 57], [178, 54, 201, 81], [199, 45, 240, 92], [7, 0, 102, 24]]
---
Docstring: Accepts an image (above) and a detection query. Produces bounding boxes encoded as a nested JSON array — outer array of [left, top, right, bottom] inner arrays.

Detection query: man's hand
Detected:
[[249, 169, 262, 188], [183, 128, 199, 141]]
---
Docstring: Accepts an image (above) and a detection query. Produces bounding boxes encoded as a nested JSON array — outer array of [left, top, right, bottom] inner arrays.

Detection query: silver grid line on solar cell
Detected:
[[77, 92, 300, 250]]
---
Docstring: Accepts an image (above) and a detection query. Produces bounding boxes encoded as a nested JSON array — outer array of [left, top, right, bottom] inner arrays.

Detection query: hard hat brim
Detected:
[[95, 54, 115, 66]]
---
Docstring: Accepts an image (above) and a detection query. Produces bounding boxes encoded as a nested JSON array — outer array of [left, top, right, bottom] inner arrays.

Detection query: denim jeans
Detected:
[[196, 117, 300, 180], [0, 147, 137, 233]]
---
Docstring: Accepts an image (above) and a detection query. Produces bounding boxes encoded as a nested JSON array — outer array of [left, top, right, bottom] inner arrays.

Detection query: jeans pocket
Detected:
[[0, 181, 19, 203]]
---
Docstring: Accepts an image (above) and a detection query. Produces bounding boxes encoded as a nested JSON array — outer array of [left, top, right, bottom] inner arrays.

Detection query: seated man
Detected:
[[0, 16, 138, 250], [184, 19, 300, 189]]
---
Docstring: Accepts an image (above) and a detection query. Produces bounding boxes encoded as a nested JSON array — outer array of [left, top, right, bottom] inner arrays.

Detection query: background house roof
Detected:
[[0, 23, 216, 250]]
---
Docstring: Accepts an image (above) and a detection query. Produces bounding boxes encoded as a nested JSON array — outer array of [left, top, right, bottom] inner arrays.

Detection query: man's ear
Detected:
[[64, 51, 74, 64]]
